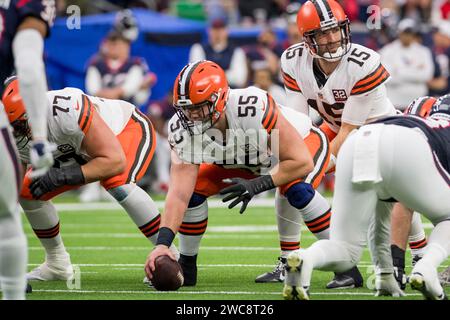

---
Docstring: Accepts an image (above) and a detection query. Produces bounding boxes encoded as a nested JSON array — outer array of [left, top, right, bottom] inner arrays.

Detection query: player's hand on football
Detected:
[[29, 140, 56, 178], [219, 178, 255, 214], [145, 245, 176, 280]]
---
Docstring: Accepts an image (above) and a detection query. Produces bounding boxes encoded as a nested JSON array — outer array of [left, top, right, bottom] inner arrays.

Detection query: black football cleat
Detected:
[[255, 257, 286, 283], [326, 266, 363, 289], [26, 282, 32, 294], [178, 254, 197, 286]]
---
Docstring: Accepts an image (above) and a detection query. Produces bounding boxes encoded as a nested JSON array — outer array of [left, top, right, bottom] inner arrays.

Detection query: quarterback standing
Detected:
[[257, 0, 425, 289]]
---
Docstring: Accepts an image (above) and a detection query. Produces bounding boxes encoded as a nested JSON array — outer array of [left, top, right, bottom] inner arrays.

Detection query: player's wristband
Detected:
[[156, 227, 175, 247], [63, 164, 86, 185], [250, 175, 276, 195]]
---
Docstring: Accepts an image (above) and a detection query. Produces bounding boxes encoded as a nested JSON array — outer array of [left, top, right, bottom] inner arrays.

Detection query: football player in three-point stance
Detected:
[[283, 94, 450, 300], [145, 60, 335, 286], [2, 78, 179, 282], [257, 0, 425, 289], [0, 0, 56, 299]]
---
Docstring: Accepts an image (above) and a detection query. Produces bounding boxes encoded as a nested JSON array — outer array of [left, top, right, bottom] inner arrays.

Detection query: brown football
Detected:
[[152, 255, 184, 291]]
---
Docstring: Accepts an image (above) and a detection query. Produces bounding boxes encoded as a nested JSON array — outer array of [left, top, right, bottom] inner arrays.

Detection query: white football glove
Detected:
[[29, 140, 56, 178], [375, 273, 406, 297]]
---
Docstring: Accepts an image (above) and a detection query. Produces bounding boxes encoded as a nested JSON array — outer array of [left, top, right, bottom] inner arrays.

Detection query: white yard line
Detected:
[[31, 289, 423, 297]]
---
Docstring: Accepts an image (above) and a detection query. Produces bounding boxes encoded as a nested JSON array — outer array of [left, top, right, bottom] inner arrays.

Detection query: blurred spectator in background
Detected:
[[85, 30, 156, 107], [238, 0, 289, 26], [338, 0, 360, 22], [380, 18, 434, 110], [282, 2, 302, 49], [189, 17, 247, 88], [144, 92, 175, 193], [244, 28, 283, 84], [204, 0, 240, 27], [428, 22, 450, 97], [440, 0, 450, 19], [81, 11, 156, 202], [252, 65, 286, 105], [399, 0, 433, 25]]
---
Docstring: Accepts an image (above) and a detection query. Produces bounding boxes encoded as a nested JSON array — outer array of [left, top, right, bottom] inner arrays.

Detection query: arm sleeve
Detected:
[[85, 66, 102, 96], [13, 29, 48, 140], [225, 47, 248, 88], [342, 85, 390, 126], [279, 50, 309, 115], [189, 43, 206, 63], [284, 87, 309, 115]]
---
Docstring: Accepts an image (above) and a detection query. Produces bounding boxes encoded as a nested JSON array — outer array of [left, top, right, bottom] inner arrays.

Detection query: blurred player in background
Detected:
[[283, 94, 450, 300], [2, 78, 178, 282], [82, 10, 156, 202], [0, 0, 56, 300]]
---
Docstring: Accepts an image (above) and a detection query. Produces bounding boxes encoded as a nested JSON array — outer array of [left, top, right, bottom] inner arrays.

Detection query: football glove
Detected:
[[29, 140, 56, 178], [219, 175, 275, 214], [29, 164, 85, 199]]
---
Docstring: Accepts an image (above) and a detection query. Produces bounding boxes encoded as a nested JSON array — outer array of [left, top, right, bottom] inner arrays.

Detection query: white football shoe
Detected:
[[283, 251, 309, 300], [410, 261, 447, 300], [375, 273, 405, 297], [27, 255, 74, 281]]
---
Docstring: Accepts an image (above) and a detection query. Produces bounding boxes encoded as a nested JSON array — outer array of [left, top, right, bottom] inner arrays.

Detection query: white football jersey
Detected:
[[18, 87, 135, 165], [281, 42, 396, 133], [168, 86, 312, 173]]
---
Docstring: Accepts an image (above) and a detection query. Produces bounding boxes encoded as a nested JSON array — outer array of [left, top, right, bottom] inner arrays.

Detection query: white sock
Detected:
[[20, 198, 68, 261], [419, 220, 450, 269], [409, 212, 427, 258], [276, 190, 301, 258], [0, 214, 27, 300], [179, 201, 208, 256], [301, 191, 331, 240]]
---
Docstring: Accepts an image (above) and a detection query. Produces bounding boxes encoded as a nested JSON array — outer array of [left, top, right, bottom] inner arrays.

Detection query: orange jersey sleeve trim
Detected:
[[282, 71, 302, 93], [78, 94, 95, 134], [262, 94, 279, 134], [351, 64, 390, 95]]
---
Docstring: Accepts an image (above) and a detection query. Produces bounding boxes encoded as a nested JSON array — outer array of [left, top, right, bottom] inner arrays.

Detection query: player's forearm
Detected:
[[81, 155, 125, 183], [270, 158, 314, 186], [160, 196, 189, 235], [13, 29, 48, 141], [330, 125, 357, 157]]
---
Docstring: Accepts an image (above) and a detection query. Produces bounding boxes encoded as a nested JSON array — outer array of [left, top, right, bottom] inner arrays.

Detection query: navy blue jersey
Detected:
[[0, 0, 55, 94], [374, 115, 450, 173], [86, 54, 149, 104]]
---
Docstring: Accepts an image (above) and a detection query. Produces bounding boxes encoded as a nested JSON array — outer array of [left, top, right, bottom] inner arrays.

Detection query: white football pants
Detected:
[[299, 124, 450, 286]]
